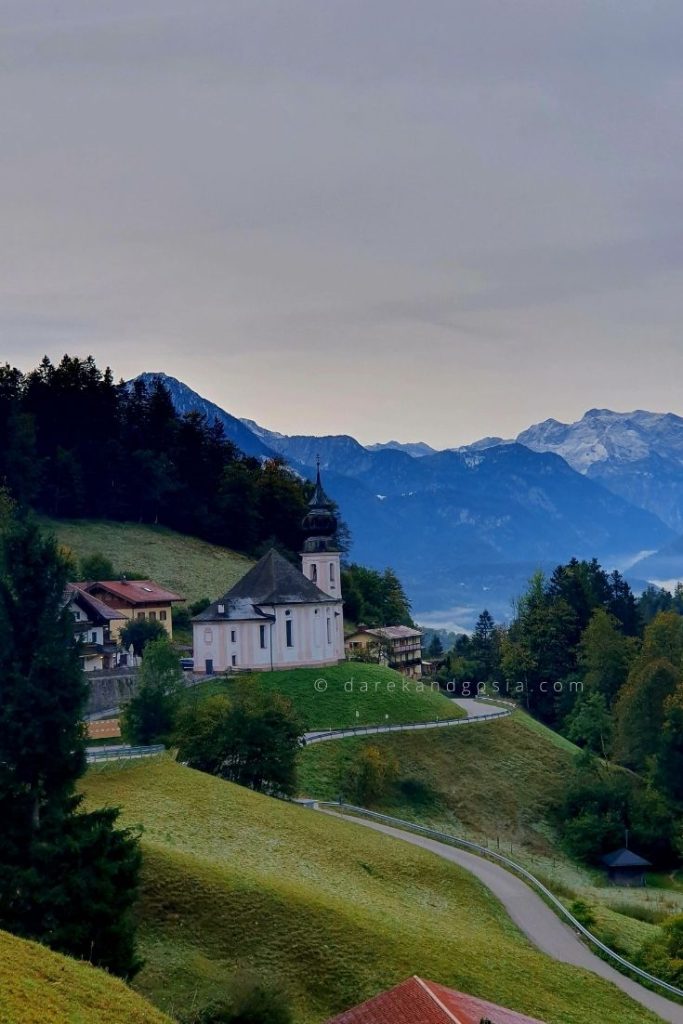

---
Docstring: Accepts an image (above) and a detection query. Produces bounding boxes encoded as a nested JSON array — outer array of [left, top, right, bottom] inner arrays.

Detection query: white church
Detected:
[[192, 468, 345, 673]]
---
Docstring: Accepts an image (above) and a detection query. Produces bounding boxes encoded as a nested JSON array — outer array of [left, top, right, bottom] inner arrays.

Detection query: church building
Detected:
[[192, 467, 345, 673]]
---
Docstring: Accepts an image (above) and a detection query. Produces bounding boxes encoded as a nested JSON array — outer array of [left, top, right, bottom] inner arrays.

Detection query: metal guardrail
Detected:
[[319, 803, 683, 1001], [86, 744, 165, 763], [305, 707, 511, 745]]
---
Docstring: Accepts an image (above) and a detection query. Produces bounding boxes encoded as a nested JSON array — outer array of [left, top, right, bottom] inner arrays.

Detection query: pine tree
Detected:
[[0, 515, 141, 976]]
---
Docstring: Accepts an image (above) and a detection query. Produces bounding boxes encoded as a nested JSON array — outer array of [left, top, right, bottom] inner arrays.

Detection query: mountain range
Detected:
[[135, 374, 683, 629]]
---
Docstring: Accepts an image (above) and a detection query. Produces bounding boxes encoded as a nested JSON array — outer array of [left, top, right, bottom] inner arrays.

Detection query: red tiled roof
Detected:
[[84, 579, 184, 605], [325, 977, 547, 1024], [65, 583, 127, 621]]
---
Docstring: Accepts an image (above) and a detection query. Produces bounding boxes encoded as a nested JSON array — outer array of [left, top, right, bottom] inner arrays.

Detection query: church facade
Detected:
[[192, 468, 345, 673]]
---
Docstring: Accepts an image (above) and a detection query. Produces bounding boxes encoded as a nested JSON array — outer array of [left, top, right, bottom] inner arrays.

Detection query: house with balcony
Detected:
[[65, 583, 128, 672], [345, 624, 423, 678]]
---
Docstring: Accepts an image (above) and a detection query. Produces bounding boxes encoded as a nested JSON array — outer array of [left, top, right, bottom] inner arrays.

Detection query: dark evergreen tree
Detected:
[[0, 514, 141, 976], [0, 357, 331, 562], [470, 610, 500, 682], [427, 634, 444, 659]]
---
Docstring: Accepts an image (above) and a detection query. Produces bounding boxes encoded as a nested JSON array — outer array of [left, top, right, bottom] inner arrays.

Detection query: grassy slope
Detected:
[[298, 711, 680, 957], [188, 662, 464, 729], [42, 518, 253, 606], [0, 929, 171, 1024], [83, 758, 662, 1024], [299, 711, 574, 852]]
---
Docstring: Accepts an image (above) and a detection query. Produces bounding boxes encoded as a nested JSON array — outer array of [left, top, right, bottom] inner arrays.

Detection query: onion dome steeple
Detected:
[[302, 459, 338, 553]]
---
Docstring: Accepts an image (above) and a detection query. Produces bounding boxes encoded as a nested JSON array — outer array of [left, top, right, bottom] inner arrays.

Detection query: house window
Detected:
[[326, 618, 332, 644], [329, 562, 335, 584], [160, 610, 167, 621], [149, 611, 157, 620], [231, 654, 237, 667], [286, 619, 294, 648], [311, 563, 317, 582], [259, 624, 267, 649], [137, 612, 145, 620], [91, 631, 97, 643], [73, 610, 81, 620], [204, 628, 213, 644], [231, 629, 237, 643]]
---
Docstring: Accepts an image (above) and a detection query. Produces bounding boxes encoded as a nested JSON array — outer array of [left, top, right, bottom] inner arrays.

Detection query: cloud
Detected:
[[2, 1, 683, 445]]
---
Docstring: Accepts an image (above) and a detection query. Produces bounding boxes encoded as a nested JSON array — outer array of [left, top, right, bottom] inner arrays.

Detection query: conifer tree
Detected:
[[0, 513, 141, 976]]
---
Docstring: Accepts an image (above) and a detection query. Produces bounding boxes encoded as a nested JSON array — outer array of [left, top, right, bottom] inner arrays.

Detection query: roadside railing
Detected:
[[86, 744, 165, 763], [304, 707, 511, 745], [318, 803, 683, 1001]]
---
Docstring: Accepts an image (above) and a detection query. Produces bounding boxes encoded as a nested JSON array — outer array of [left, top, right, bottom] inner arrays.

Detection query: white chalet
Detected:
[[193, 467, 344, 673]]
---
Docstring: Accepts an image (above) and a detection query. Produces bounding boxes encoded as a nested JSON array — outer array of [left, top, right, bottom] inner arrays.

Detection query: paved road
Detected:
[[304, 698, 510, 745], [321, 811, 683, 1024]]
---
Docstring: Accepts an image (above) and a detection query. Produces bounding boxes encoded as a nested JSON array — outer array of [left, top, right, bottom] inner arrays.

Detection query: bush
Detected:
[[186, 973, 293, 1024], [346, 745, 398, 805], [121, 617, 166, 656], [569, 899, 596, 929], [172, 605, 192, 632], [78, 552, 116, 581], [121, 637, 185, 745], [636, 914, 683, 986]]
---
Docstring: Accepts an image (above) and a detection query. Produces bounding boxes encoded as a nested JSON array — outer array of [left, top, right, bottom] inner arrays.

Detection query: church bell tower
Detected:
[[301, 461, 342, 600]]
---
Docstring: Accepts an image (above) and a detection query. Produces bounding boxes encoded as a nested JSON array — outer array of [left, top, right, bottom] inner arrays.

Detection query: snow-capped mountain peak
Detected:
[[517, 409, 683, 472]]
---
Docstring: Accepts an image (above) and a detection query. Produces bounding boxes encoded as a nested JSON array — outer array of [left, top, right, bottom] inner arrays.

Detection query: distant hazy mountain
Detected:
[[133, 373, 276, 459], [134, 374, 675, 626], [517, 408, 683, 532], [366, 440, 436, 458]]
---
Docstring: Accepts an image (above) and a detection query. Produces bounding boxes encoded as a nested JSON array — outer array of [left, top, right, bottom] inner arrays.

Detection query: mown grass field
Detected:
[[0, 928, 171, 1024], [82, 757, 664, 1024], [299, 710, 574, 852], [298, 711, 683, 958], [188, 662, 464, 729], [42, 518, 252, 606]]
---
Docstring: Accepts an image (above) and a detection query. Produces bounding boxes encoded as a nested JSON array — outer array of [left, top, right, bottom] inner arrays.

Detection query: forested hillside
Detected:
[[0, 355, 312, 557]]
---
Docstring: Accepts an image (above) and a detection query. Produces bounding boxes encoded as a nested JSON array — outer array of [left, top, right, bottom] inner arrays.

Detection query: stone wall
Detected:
[[86, 671, 139, 715]]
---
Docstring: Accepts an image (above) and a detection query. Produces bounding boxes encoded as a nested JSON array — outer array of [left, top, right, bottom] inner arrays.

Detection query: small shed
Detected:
[[602, 847, 652, 886]]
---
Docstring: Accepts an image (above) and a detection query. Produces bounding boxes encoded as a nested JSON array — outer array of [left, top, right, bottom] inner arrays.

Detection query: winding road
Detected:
[[322, 812, 683, 1023], [304, 697, 510, 744], [314, 697, 683, 1024]]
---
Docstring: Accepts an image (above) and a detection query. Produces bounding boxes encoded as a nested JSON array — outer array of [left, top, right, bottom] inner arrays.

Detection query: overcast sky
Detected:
[[3, 2, 683, 446]]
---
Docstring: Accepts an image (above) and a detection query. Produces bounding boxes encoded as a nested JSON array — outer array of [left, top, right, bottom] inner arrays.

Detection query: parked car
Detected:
[[180, 657, 194, 671]]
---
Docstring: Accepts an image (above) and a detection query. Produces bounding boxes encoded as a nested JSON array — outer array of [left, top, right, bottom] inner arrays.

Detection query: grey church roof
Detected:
[[193, 548, 341, 623]]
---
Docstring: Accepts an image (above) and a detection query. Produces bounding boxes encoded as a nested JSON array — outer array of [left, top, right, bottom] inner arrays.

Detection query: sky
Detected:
[[3, 1, 683, 447]]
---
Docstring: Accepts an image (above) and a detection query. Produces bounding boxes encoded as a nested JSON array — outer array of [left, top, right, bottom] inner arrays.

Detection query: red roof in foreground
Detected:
[[325, 977, 547, 1024], [84, 580, 184, 605]]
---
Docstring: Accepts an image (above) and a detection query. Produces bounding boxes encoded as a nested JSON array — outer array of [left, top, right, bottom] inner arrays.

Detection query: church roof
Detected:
[[309, 463, 333, 509], [602, 847, 652, 868], [194, 548, 341, 623]]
